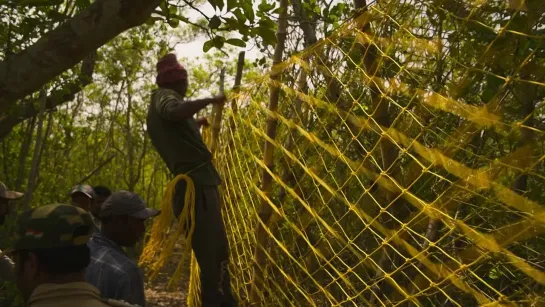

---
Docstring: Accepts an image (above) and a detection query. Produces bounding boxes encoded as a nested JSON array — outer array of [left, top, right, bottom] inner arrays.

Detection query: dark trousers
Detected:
[[173, 181, 237, 307]]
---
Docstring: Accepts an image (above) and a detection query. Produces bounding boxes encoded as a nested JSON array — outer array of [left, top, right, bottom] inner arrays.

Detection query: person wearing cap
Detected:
[[70, 184, 96, 212], [93, 186, 112, 211], [0, 181, 23, 282], [146, 53, 237, 306], [9, 204, 136, 306], [70, 184, 101, 233], [92, 185, 112, 230], [86, 190, 160, 306]]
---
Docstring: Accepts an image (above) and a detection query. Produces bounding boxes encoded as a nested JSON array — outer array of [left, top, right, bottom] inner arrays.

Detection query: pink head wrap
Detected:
[[156, 53, 187, 87]]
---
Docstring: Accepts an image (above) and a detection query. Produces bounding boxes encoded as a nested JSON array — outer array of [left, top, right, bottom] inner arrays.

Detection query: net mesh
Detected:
[[211, 1, 545, 306], [147, 0, 545, 305]]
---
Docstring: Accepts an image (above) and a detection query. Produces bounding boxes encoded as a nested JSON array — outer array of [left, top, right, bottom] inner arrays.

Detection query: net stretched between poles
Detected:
[[147, 1, 545, 306]]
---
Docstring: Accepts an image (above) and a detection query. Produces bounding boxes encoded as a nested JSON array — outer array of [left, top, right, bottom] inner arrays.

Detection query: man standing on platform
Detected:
[[146, 53, 237, 306]]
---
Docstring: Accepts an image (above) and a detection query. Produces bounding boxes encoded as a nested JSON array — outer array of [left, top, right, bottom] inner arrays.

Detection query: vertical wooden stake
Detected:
[[250, 0, 289, 303], [210, 67, 226, 155]]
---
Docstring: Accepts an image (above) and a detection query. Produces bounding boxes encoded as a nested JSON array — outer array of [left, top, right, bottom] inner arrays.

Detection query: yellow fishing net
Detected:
[[144, 0, 545, 306]]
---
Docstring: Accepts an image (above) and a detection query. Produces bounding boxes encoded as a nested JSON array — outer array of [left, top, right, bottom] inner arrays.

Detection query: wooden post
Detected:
[[209, 67, 226, 155], [211, 51, 246, 154], [250, 0, 289, 303], [227, 51, 246, 151]]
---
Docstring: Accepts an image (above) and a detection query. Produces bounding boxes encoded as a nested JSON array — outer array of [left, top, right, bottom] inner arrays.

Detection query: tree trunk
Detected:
[[250, 0, 289, 303], [351, 0, 403, 303], [409, 12, 447, 288], [21, 89, 47, 210], [135, 132, 148, 190], [34, 112, 55, 190], [125, 81, 136, 191], [1, 140, 8, 182], [14, 117, 37, 190], [0, 0, 159, 112]]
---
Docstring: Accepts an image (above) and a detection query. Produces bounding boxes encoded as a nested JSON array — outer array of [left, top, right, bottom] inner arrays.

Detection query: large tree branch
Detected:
[[0, 0, 160, 113], [0, 51, 97, 140]]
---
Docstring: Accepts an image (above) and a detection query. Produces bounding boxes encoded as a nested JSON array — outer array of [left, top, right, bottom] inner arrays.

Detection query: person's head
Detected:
[[100, 191, 160, 247], [92, 185, 111, 218], [69, 184, 95, 212], [156, 53, 188, 97], [0, 181, 23, 225], [10, 204, 93, 301]]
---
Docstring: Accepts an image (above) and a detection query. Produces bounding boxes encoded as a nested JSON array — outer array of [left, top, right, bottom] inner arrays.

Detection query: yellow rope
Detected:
[[187, 252, 201, 307], [140, 173, 197, 290]]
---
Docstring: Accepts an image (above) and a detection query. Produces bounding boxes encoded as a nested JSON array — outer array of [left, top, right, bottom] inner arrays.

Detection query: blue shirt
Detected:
[[85, 232, 146, 307]]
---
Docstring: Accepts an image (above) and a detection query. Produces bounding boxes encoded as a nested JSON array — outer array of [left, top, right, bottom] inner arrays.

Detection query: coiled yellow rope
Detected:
[[139, 173, 197, 289]]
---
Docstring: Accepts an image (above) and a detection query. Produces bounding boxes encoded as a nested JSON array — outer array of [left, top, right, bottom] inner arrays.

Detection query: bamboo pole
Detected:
[[209, 67, 226, 155], [231, 51, 245, 117], [224, 51, 246, 154], [250, 0, 289, 303]]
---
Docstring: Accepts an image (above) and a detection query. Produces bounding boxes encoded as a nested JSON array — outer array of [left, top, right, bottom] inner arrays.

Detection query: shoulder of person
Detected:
[[154, 87, 177, 97], [101, 297, 141, 307]]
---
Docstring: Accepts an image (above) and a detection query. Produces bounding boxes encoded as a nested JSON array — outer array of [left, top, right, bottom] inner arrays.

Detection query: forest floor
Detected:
[[144, 243, 188, 307]]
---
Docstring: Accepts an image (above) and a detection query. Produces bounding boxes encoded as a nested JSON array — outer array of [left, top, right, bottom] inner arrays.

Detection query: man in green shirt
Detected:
[[146, 53, 236, 306]]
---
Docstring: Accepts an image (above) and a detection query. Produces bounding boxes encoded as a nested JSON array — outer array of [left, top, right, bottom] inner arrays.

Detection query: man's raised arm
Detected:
[[156, 93, 226, 122]]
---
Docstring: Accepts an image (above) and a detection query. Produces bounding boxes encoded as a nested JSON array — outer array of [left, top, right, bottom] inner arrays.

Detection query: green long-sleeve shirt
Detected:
[[147, 88, 221, 186]]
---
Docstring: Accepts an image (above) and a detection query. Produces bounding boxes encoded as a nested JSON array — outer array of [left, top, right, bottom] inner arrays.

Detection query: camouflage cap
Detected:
[[70, 184, 95, 199], [12, 204, 93, 251]]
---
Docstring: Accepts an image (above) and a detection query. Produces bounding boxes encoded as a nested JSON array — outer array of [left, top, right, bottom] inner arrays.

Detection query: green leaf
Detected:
[[238, 26, 250, 36], [203, 40, 214, 52], [329, 2, 346, 20], [146, 16, 163, 26], [209, 15, 222, 29], [209, 0, 224, 11], [159, 0, 169, 15], [224, 17, 240, 29], [488, 267, 500, 280], [272, 7, 282, 14], [213, 36, 225, 49], [169, 6, 178, 16], [259, 26, 277, 45], [227, 0, 237, 11], [258, 17, 276, 30], [258, 1, 274, 12], [242, 1, 255, 23], [168, 18, 180, 28], [233, 8, 247, 24], [226, 38, 246, 47], [75, 0, 90, 6]]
